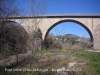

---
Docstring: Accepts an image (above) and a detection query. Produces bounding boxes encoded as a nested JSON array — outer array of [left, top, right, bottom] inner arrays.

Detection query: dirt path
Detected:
[[86, 50, 100, 53]]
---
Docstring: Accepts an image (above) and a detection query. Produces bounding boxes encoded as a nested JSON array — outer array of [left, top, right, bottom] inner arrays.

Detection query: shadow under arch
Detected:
[[0, 20, 29, 53], [2, 20, 29, 37], [0, 21, 29, 56], [44, 19, 93, 42]]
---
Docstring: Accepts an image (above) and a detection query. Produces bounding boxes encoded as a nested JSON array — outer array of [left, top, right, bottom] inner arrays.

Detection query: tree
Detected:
[[28, 0, 48, 52], [32, 28, 43, 50], [44, 37, 53, 50], [0, 0, 20, 58], [0, 0, 21, 18], [44, 33, 57, 49], [26, 0, 48, 73], [76, 35, 90, 50], [0, 0, 25, 66], [0, 22, 28, 58]]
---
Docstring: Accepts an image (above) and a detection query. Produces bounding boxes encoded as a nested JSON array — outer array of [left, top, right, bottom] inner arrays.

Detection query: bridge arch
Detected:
[[0, 21, 29, 53], [2, 20, 29, 36], [44, 19, 93, 42], [0, 20, 29, 42]]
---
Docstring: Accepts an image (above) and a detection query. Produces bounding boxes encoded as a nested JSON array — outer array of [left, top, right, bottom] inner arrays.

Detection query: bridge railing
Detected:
[[1, 14, 100, 19]]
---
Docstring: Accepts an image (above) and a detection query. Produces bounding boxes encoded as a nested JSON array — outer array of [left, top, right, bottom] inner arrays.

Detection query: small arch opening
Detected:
[[0, 21, 29, 58]]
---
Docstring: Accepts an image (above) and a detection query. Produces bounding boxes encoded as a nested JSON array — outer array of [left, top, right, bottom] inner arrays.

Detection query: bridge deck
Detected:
[[1, 14, 100, 19]]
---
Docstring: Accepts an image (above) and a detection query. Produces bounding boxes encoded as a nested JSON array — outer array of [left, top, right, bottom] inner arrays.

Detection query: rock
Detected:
[[68, 62, 76, 68], [55, 72, 68, 75]]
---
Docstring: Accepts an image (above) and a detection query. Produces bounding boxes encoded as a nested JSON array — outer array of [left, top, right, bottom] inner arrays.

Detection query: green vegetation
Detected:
[[0, 71, 28, 75], [74, 51, 100, 74], [0, 50, 100, 75], [36, 49, 69, 55], [36, 50, 51, 55], [56, 34, 79, 41]]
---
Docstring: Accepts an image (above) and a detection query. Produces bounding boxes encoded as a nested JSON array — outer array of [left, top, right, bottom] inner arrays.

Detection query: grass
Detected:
[[0, 50, 100, 75], [74, 51, 100, 75], [36, 49, 70, 55], [36, 50, 51, 55], [24, 57, 68, 69]]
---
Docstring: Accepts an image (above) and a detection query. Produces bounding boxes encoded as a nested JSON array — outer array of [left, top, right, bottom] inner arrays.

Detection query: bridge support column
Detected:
[[94, 36, 100, 49], [94, 25, 100, 49]]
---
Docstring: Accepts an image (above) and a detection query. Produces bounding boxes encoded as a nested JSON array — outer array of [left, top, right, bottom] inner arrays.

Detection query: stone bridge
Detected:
[[4, 15, 100, 49]]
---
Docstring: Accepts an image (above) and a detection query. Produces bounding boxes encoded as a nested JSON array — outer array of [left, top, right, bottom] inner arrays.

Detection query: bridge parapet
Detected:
[[1, 14, 100, 19]]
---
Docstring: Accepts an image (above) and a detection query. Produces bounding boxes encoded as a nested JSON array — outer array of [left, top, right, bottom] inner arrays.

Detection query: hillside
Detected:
[[56, 34, 90, 42]]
